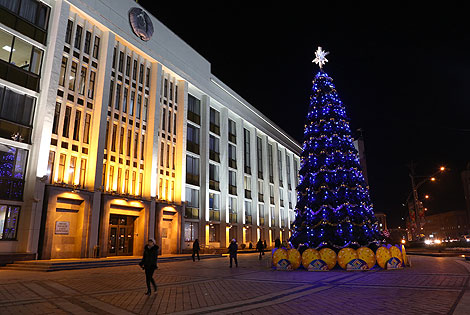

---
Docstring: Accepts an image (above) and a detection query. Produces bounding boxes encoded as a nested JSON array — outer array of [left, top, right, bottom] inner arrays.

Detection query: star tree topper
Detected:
[[313, 46, 329, 69]]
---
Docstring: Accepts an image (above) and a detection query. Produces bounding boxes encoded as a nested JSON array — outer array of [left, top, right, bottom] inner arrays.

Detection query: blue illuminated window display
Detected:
[[289, 70, 382, 250], [0, 205, 20, 240], [0, 144, 28, 201]]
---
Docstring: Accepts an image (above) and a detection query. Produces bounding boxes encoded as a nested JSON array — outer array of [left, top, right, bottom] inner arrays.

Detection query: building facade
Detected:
[[0, 0, 301, 260]]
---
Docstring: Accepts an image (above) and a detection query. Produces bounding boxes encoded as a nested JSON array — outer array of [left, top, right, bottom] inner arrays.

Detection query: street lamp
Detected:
[[407, 163, 446, 240]]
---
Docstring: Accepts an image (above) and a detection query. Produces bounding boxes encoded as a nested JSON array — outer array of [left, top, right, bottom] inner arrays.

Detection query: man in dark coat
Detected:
[[139, 239, 159, 295], [228, 239, 238, 268], [192, 239, 200, 261], [256, 239, 264, 260]]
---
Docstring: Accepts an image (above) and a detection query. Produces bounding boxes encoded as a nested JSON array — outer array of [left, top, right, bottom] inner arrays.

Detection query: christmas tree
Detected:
[[290, 47, 382, 250]]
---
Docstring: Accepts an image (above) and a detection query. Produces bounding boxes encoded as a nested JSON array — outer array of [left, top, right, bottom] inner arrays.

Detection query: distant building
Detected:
[[462, 166, 470, 231], [375, 213, 387, 232], [423, 210, 468, 240]]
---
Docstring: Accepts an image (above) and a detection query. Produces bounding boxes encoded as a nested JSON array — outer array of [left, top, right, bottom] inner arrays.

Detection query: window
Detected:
[[0, 0, 50, 31], [69, 61, 77, 91], [69, 156, 77, 184], [169, 81, 173, 100], [228, 144, 237, 169], [185, 187, 199, 219], [161, 108, 166, 130], [209, 163, 219, 191], [209, 135, 220, 162], [258, 179, 264, 202], [78, 66, 87, 95], [145, 67, 150, 88], [87, 71, 96, 99], [228, 119, 236, 143], [278, 149, 283, 187], [125, 56, 131, 76], [83, 113, 91, 144], [122, 88, 128, 113], [92, 36, 100, 58], [279, 188, 284, 207], [65, 20, 73, 44], [52, 102, 61, 135], [143, 98, 148, 122], [74, 25, 82, 49], [72, 110, 81, 141], [209, 193, 220, 221], [136, 94, 141, 119], [187, 94, 200, 124], [286, 154, 292, 189], [229, 170, 237, 195], [167, 110, 171, 132], [294, 159, 299, 187], [0, 28, 44, 76], [269, 184, 274, 204], [163, 78, 167, 98], [244, 129, 251, 174], [268, 144, 274, 183], [84, 31, 91, 54], [0, 145, 28, 201], [133, 132, 138, 158], [184, 222, 198, 242], [118, 51, 124, 73], [257, 137, 263, 179], [229, 197, 237, 223], [108, 80, 114, 107], [209, 108, 220, 135], [46, 151, 54, 183], [132, 60, 137, 80], [114, 83, 121, 110], [0, 205, 21, 240], [119, 127, 124, 154], [126, 129, 131, 156], [62, 106, 71, 137], [186, 124, 199, 154], [129, 91, 135, 116], [111, 124, 117, 152], [57, 153, 66, 183], [139, 63, 144, 84], [244, 175, 251, 199], [270, 206, 275, 227], [259, 204, 265, 226], [59, 57, 67, 86], [245, 201, 252, 225], [186, 155, 199, 186], [0, 84, 36, 128], [209, 224, 220, 242]]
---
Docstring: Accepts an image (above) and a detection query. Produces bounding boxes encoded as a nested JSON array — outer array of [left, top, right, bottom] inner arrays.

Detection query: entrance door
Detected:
[[108, 214, 135, 256]]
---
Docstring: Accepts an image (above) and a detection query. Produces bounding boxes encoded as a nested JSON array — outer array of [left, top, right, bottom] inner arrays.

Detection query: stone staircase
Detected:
[[2, 254, 222, 272]]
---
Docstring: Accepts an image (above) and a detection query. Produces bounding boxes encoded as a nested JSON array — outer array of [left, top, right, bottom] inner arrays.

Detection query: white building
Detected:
[[0, 0, 300, 261]]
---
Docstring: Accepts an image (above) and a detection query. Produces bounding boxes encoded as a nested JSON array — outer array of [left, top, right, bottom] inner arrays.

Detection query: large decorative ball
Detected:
[[319, 248, 337, 270], [390, 245, 403, 262], [272, 248, 288, 266], [337, 248, 358, 269], [357, 247, 376, 269], [376, 246, 392, 269], [301, 248, 321, 269], [287, 249, 301, 269]]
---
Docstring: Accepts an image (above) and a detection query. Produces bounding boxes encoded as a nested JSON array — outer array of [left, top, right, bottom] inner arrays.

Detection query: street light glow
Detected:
[[440, 166, 445, 171], [424, 195, 429, 199], [430, 177, 436, 181]]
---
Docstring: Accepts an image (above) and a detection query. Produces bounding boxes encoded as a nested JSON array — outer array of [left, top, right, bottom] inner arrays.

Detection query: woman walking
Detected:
[[139, 238, 159, 295]]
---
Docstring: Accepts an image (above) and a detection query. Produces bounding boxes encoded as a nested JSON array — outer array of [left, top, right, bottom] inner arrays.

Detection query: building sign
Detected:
[[128, 7, 154, 41], [55, 221, 70, 235]]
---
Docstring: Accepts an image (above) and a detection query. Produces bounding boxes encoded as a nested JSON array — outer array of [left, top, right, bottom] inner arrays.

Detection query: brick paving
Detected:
[[0, 254, 469, 314]]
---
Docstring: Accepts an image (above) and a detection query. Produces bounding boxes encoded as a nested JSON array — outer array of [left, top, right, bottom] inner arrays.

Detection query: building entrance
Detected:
[[108, 214, 136, 256]]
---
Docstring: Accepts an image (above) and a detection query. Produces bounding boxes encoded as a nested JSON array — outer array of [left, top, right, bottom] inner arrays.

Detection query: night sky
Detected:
[[139, 1, 470, 228]]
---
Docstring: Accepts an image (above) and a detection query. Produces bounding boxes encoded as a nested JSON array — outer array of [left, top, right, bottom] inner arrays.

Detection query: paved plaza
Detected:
[[1, 253, 470, 314]]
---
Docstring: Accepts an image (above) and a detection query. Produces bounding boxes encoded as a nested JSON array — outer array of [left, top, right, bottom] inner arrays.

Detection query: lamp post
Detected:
[[407, 162, 445, 240]]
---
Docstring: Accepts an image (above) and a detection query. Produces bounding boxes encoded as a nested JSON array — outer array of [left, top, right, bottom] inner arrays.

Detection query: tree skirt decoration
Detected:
[[287, 248, 302, 269], [272, 248, 290, 270], [319, 247, 337, 270]]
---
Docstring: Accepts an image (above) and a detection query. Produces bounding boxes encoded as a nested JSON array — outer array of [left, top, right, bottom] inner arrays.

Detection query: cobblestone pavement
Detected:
[[1, 254, 470, 314]]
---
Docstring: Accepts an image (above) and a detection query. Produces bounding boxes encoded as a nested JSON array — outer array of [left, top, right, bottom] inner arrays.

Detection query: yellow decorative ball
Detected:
[[357, 247, 376, 269], [301, 248, 321, 269], [272, 248, 288, 266], [390, 245, 403, 262], [287, 248, 301, 269], [319, 248, 337, 270], [376, 246, 392, 269], [337, 248, 358, 269]]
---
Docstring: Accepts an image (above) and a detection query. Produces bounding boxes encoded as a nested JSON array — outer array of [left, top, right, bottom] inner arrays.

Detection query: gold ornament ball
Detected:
[[390, 245, 403, 262], [301, 248, 321, 269], [287, 248, 302, 269], [272, 248, 288, 266], [337, 247, 358, 269], [357, 247, 376, 269], [319, 247, 337, 270], [376, 246, 392, 269]]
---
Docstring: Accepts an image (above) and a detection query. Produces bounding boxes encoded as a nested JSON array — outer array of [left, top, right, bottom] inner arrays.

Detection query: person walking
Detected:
[[228, 239, 238, 268], [256, 239, 264, 260], [192, 239, 200, 261], [139, 239, 159, 295], [275, 238, 281, 249]]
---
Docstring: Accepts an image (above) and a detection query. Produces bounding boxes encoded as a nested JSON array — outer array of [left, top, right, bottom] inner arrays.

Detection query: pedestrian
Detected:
[[249, 242, 253, 249], [256, 238, 264, 260], [228, 239, 238, 268], [275, 238, 281, 249], [192, 239, 200, 261], [139, 238, 159, 295]]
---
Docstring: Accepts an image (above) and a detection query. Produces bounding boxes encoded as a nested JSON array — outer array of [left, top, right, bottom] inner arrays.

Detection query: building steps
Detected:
[[2, 254, 222, 272]]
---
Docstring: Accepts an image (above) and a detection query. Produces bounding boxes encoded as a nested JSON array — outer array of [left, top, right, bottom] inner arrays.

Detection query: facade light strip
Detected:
[[210, 78, 301, 152]]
